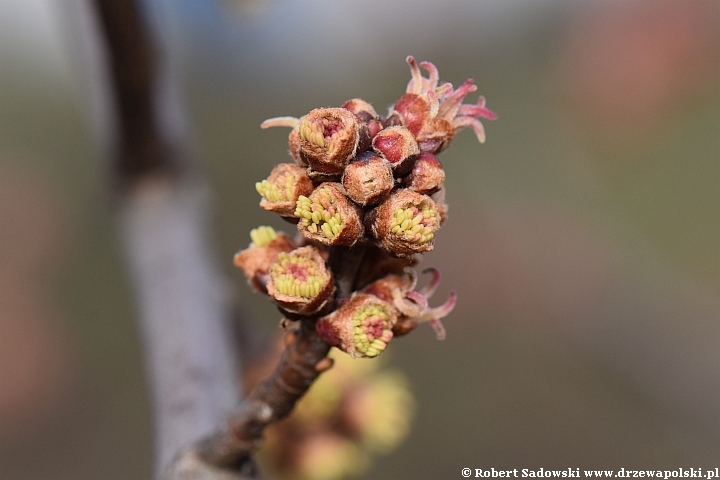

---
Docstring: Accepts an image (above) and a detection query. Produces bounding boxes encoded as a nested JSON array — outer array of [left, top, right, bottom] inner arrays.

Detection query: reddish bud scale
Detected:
[[372, 126, 419, 177], [298, 108, 370, 179], [341, 98, 379, 120], [316, 292, 397, 358], [295, 182, 365, 246], [341, 98, 385, 140], [256, 163, 314, 217], [413, 118, 455, 155], [266, 246, 335, 315], [233, 232, 297, 294], [365, 189, 441, 257], [390, 94, 428, 137], [362, 274, 411, 305], [341, 152, 394, 207], [403, 152, 445, 195]]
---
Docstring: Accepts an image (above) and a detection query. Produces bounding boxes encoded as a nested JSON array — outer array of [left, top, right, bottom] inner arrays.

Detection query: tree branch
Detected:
[[167, 245, 367, 476], [87, 0, 242, 477]]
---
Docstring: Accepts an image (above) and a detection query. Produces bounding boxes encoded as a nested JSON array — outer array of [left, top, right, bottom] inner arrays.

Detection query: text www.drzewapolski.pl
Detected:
[[461, 468, 720, 479]]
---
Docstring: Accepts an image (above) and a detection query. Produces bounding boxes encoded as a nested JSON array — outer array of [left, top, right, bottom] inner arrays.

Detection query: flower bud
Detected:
[[295, 182, 364, 246], [233, 226, 296, 293], [341, 98, 378, 121], [365, 189, 441, 257], [389, 56, 497, 154], [363, 268, 455, 340], [371, 126, 419, 177], [316, 293, 397, 358], [266, 246, 335, 315], [298, 108, 370, 179], [341, 98, 384, 139], [341, 152, 394, 207], [256, 163, 314, 217], [403, 152, 445, 195]]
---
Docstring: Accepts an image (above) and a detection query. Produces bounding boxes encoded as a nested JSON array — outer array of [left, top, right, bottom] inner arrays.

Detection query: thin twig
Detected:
[[171, 245, 367, 475]]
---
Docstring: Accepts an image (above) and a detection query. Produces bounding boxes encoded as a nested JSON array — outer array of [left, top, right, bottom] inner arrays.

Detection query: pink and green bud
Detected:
[[371, 126, 419, 176], [363, 268, 455, 340], [403, 152, 445, 195], [298, 107, 370, 179], [233, 226, 297, 294], [389, 56, 497, 154], [266, 246, 335, 315], [341, 152, 394, 207], [365, 189, 441, 257], [295, 182, 364, 246], [316, 293, 397, 359], [256, 163, 314, 217]]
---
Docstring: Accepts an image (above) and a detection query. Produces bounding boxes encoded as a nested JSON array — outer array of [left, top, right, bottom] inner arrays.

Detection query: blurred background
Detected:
[[1, 0, 720, 478]]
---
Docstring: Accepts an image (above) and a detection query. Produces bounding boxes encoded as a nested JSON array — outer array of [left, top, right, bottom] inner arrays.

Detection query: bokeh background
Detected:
[[1, 0, 720, 478]]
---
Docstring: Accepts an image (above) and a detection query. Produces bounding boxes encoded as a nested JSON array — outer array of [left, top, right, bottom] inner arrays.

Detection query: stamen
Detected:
[[352, 303, 394, 357], [270, 252, 325, 298], [295, 188, 344, 240], [260, 116, 300, 129], [249, 226, 277, 247]]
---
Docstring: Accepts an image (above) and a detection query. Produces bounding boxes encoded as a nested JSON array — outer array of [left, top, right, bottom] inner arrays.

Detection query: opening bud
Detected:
[[365, 189, 441, 257], [341, 98, 384, 139], [256, 163, 314, 218], [403, 152, 445, 195], [295, 182, 364, 246], [363, 268, 455, 340], [389, 56, 497, 154], [316, 293, 397, 359], [371, 126, 419, 177], [341, 152, 394, 207], [266, 246, 335, 315], [234, 226, 297, 293], [298, 108, 370, 179]]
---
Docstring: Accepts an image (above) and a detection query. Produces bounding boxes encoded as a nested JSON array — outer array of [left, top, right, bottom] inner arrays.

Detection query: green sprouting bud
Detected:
[[266, 246, 335, 315], [365, 189, 441, 257], [271, 253, 324, 298], [256, 163, 314, 218], [298, 108, 370, 179], [351, 303, 395, 358], [249, 225, 278, 247], [295, 191, 342, 240], [295, 182, 364, 246], [256, 175, 295, 203], [389, 203, 438, 246], [234, 228, 296, 294], [316, 293, 398, 359]]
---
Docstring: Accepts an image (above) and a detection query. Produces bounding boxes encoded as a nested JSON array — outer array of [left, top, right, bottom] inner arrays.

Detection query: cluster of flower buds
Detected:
[[235, 57, 495, 358]]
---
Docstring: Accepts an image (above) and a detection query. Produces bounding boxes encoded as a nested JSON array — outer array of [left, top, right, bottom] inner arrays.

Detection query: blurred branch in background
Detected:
[[89, 0, 241, 476]]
